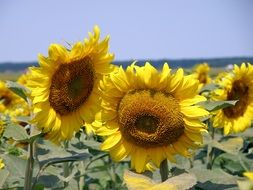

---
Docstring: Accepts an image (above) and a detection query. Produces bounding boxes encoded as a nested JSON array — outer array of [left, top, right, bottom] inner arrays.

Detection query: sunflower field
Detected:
[[0, 26, 253, 190]]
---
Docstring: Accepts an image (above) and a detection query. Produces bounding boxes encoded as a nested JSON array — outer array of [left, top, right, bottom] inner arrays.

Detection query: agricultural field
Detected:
[[0, 27, 253, 190], [0, 72, 22, 81], [0, 61, 253, 190]]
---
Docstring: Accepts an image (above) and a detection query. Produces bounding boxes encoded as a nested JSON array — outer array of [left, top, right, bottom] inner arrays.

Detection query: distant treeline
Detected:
[[0, 57, 253, 72]]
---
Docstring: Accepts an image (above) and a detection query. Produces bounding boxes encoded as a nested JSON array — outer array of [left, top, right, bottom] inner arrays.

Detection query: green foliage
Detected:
[[1, 116, 253, 190], [1, 66, 253, 190], [198, 100, 238, 112], [0, 154, 28, 189], [3, 122, 29, 141], [5, 80, 29, 102], [199, 83, 219, 93]]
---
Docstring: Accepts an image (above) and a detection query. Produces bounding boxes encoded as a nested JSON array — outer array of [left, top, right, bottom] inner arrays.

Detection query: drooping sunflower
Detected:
[[192, 63, 212, 90], [0, 80, 29, 123], [0, 80, 20, 113], [13, 72, 31, 119], [213, 63, 253, 135], [95, 62, 209, 173], [27, 26, 114, 142], [214, 71, 228, 84]]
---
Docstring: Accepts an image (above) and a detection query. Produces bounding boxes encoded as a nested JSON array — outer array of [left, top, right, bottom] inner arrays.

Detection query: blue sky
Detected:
[[0, 0, 252, 62]]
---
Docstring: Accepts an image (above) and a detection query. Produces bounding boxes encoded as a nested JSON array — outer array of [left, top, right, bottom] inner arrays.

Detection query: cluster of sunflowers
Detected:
[[0, 26, 253, 190]]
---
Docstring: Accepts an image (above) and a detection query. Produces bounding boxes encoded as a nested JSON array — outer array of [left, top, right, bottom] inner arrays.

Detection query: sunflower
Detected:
[[212, 63, 253, 135], [0, 158, 4, 170], [27, 26, 114, 142], [95, 62, 209, 173], [192, 63, 212, 90], [13, 72, 31, 118], [0, 79, 29, 122], [0, 80, 20, 113]]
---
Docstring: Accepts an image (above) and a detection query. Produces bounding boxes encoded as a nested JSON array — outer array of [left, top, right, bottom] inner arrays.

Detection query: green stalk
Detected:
[[78, 161, 85, 190], [159, 159, 169, 182], [24, 97, 38, 189], [24, 139, 34, 190], [189, 155, 194, 168], [108, 158, 116, 189], [63, 141, 69, 187], [206, 121, 215, 169]]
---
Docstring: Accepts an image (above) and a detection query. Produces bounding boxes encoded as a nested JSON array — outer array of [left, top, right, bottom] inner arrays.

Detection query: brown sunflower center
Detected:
[[223, 80, 249, 118], [49, 57, 94, 115], [198, 73, 208, 84], [118, 90, 184, 148], [0, 95, 12, 106]]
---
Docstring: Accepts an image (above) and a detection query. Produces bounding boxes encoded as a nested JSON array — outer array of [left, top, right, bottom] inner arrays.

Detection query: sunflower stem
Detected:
[[63, 141, 69, 187], [78, 161, 85, 190], [24, 96, 38, 190], [24, 124, 36, 190], [160, 159, 169, 182], [189, 154, 194, 168], [108, 158, 116, 189], [207, 121, 215, 169]]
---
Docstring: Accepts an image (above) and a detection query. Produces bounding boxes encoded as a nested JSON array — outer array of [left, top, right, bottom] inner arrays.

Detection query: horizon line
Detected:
[[0, 55, 253, 64]]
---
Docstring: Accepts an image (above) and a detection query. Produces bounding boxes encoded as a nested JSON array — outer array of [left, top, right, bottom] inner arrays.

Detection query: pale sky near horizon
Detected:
[[0, 0, 253, 62]]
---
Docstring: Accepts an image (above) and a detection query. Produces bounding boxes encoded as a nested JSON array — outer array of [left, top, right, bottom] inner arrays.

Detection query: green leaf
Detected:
[[2, 154, 27, 178], [0, 169, 9, 188], [211, 137, 244, 155], [34, 184, 45, 190], [40, 152, 91, 169], [28, 128, 44, 143], [198, 100, 238, 112], [0, 154, 28, 188], [3, 120, 43, 143], [15, 116, 30, 124], [190, 168, 238, 190], [213, 153, 252, 175], [237, 180, 253, 190], [165, 173, 197, 190], [5, 80, 29, 102], [3, 122, 29, 141], [199, 83, 219, 93]]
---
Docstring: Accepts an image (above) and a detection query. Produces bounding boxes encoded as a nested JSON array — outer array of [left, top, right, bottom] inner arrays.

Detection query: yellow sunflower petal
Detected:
[[166, 68, 184, 93], [132, 148, 148, 173], [181, 106, 209, 118], [100, 132, 122, 151], [180, 95, 206, 107], [244, 172, 253, 180], [110, 140, 132, 161]]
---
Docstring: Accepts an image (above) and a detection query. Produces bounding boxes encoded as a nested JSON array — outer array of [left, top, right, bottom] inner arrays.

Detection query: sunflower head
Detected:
[[27, 26, 114, 142], [96, 62, 209, 173], [214, 71, 227, 84], [118, 90, 184, 148], [0, 80, 23, 114], [0, 80, 14, 111], [193, 63, 212, 89], [213, 63, 253, 135]]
